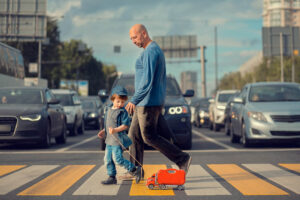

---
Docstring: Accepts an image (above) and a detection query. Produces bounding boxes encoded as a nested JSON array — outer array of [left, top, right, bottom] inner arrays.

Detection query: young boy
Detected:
[[98, 85, 142, 185]]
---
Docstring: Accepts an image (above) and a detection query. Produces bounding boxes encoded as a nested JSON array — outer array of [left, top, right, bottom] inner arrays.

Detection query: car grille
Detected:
[[0, 117, 17, 136], [270, 131, 300, 136], [271, 115, 300, 123]]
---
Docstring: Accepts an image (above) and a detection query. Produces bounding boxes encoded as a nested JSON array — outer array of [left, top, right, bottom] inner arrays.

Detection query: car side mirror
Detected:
[[233, 97, 243, 104], [98, 89, 109, 103], [183, 89, 194, 97], [48, 98, 60, 104]]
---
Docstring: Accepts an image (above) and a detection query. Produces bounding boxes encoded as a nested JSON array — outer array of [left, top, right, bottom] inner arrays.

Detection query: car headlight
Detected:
[[248, 111, 267, 122], [20, 114, 41, 122], [199, 110, 208, 118], [168, 106, 188, 115], [88, 112, 98, 118]]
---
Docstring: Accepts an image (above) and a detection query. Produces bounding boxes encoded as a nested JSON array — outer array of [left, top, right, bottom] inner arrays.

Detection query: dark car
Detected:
[[193, 98, 211, 128], [80, 96, 102, 130], [223, 92, 240, 135], [98, 74, 194, 150], [0, 87, 67, 147]]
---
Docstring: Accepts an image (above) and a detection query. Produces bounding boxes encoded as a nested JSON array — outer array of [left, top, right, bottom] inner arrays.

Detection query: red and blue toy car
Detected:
[[146, 168, 185, 190]]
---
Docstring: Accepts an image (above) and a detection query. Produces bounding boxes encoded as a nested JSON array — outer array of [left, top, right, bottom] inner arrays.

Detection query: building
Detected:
[[262, 0, 300, 57], [180, 71, 197, 97]]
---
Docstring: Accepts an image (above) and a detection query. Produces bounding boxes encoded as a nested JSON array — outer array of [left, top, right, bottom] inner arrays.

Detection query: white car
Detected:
[[209, 90, 240, 131], [230, 82, 300, 147], [51, 89, 84, 135]]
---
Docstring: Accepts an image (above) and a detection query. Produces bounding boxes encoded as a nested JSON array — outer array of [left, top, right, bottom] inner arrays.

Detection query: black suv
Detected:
[[98, 74, 194, 150]]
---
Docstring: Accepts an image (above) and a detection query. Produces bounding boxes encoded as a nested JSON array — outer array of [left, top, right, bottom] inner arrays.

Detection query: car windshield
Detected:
[[54, 94, 74, 106], [114, 76, 181, 97], [82, 100, 96, 109], [218, 93, 235, 103], [199, 99, 210, 108], [0, 89, 43, 104], [249, 84, 300, 102]]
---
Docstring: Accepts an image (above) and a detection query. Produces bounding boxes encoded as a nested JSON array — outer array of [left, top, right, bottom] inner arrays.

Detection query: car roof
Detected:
[[0, 87, 47, 91], [245, 81, 300, 87], [216, 89, 240, 94], [51, 89, 78, 94]]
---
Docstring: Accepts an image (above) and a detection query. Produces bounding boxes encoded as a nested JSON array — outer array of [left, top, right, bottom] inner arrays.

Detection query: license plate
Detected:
[[0, 125, 11, 132]]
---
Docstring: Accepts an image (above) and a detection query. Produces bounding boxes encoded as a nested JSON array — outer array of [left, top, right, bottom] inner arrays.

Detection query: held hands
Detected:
[[97, 129, 105, 138], [125, 102, 136, 115]]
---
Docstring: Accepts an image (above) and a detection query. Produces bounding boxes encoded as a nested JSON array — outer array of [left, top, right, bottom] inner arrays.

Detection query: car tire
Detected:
[[241, 122, 251, 147], [78, 121, 84, 135], [55, 121, 67, 144], [69, 118, 78, 136], [224, 119, 230, 135], [213, 121, 220, 132], [41, 120, 51, 148], [230, 123, 240, 143]]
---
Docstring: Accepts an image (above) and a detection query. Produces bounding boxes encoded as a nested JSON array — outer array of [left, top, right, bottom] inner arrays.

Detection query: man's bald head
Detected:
[[129, 24, 151, 49]]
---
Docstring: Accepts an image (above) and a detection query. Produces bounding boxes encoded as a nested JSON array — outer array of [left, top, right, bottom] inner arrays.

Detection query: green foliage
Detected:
[[218, 56, 300, 90]]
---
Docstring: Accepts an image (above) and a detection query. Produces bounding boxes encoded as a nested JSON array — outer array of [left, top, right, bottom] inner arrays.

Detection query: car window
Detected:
[[0, 89, 43, 104], [54, 94, 74, 106], [82, 100, 96, 109], [218, 93, 235, 102], [249, 84, 300, 102], [113, 76, 181, 96]]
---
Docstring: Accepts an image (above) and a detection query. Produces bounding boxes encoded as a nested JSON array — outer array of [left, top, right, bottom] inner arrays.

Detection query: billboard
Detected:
[[60, 80, 89, 96], [153, 35, 198, 58], [0, 0, 47, 41]]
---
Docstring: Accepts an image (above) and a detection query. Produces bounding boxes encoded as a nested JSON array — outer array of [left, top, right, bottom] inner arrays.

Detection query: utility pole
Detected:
[[200, 46, 207, 97], [290, 26, 295, 82], [280, 32, 284, 82], [38, 40, 42, 79], [214, 26, 218, 91]]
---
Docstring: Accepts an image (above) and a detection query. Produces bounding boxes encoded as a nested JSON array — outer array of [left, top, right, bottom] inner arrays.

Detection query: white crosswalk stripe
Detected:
[[243, 164, 300, 194], [173, 164, 231, 195], [0, 165, 59, 195]]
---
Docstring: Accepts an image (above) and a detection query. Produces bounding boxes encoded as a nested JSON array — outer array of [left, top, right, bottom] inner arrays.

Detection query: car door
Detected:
[[234, 86, 248, 136], [45, 90, 62, 135]]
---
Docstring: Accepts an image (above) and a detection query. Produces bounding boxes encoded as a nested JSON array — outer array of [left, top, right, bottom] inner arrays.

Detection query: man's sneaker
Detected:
[[130, 166, 142, 184], [117, 172, 135, 181], [101, 176, 117, 185], [178, 155, 192, 173]]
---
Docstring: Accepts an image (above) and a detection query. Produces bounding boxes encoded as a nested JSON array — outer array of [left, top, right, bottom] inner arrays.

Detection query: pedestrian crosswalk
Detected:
[[0, 163, 299, 197]]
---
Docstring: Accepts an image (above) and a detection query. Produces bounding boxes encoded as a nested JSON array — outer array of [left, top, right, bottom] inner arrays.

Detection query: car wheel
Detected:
[[224, 119, 230, 135], [41, 120, 51, 148], [241, 122, 251, 147], [177, 185, 184, 190], [69, 118, 78, 136], [230, 122, 240, 143], [159, 184, 166, 190], [55, 121, 67, 144], [213, 121, 220, 132], [148, 184, 154, 190], [78, 121, 84, 135]]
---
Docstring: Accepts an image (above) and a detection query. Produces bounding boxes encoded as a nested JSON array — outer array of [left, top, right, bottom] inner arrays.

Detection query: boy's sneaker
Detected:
[[118, 167, 144, 181], [101, 176, 117, 185], [129, 166, 142, 184]]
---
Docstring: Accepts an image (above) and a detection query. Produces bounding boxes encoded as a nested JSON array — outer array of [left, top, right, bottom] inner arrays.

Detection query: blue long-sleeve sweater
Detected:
[[130, 41, 166, 106]]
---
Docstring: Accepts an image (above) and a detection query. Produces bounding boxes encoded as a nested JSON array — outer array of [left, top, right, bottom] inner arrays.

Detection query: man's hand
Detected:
[[109, 127, 116, 135], [97, 129, 105, 138], [125, 102, 136, 115]]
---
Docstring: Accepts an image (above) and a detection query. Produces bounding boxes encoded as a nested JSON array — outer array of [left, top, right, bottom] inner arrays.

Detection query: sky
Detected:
[[47, 0, 263, 96]]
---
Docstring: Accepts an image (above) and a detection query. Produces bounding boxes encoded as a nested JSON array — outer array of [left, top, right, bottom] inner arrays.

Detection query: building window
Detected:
[[271, 10, 281, 26]]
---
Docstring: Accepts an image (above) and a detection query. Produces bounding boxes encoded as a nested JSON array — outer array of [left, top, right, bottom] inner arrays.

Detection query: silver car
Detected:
[[230, 82, 300, 147]]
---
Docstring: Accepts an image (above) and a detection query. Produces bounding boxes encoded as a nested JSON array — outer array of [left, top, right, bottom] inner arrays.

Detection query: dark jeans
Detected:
[[128, 106, 189, 167]]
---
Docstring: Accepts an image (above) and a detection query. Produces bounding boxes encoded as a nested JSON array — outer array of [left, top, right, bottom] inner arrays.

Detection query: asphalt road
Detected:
[[0, 126, 299, 200]]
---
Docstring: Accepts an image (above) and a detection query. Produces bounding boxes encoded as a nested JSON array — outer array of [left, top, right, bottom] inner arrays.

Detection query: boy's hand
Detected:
[[97, 129, 105, 138], [109, 127, 116, 134]]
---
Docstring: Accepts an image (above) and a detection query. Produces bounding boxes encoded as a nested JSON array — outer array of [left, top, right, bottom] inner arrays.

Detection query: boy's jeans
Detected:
[[104, 145, 135, 176]]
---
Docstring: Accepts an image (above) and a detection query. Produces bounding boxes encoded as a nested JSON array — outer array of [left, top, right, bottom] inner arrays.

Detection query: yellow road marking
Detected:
[[129, 164, 175, 196], [18, 165, 95, 196], [208, 164, 288, 195], [279, 163, 300, 173], [0, 165, 26, 177]]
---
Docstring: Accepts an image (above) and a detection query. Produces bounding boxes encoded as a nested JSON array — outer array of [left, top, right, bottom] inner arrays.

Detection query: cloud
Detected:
[[48, 0, 81, 18]]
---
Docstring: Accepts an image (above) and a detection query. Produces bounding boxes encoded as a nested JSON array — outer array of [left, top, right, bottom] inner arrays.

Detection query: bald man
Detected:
[[122, 24, 191, 180]]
